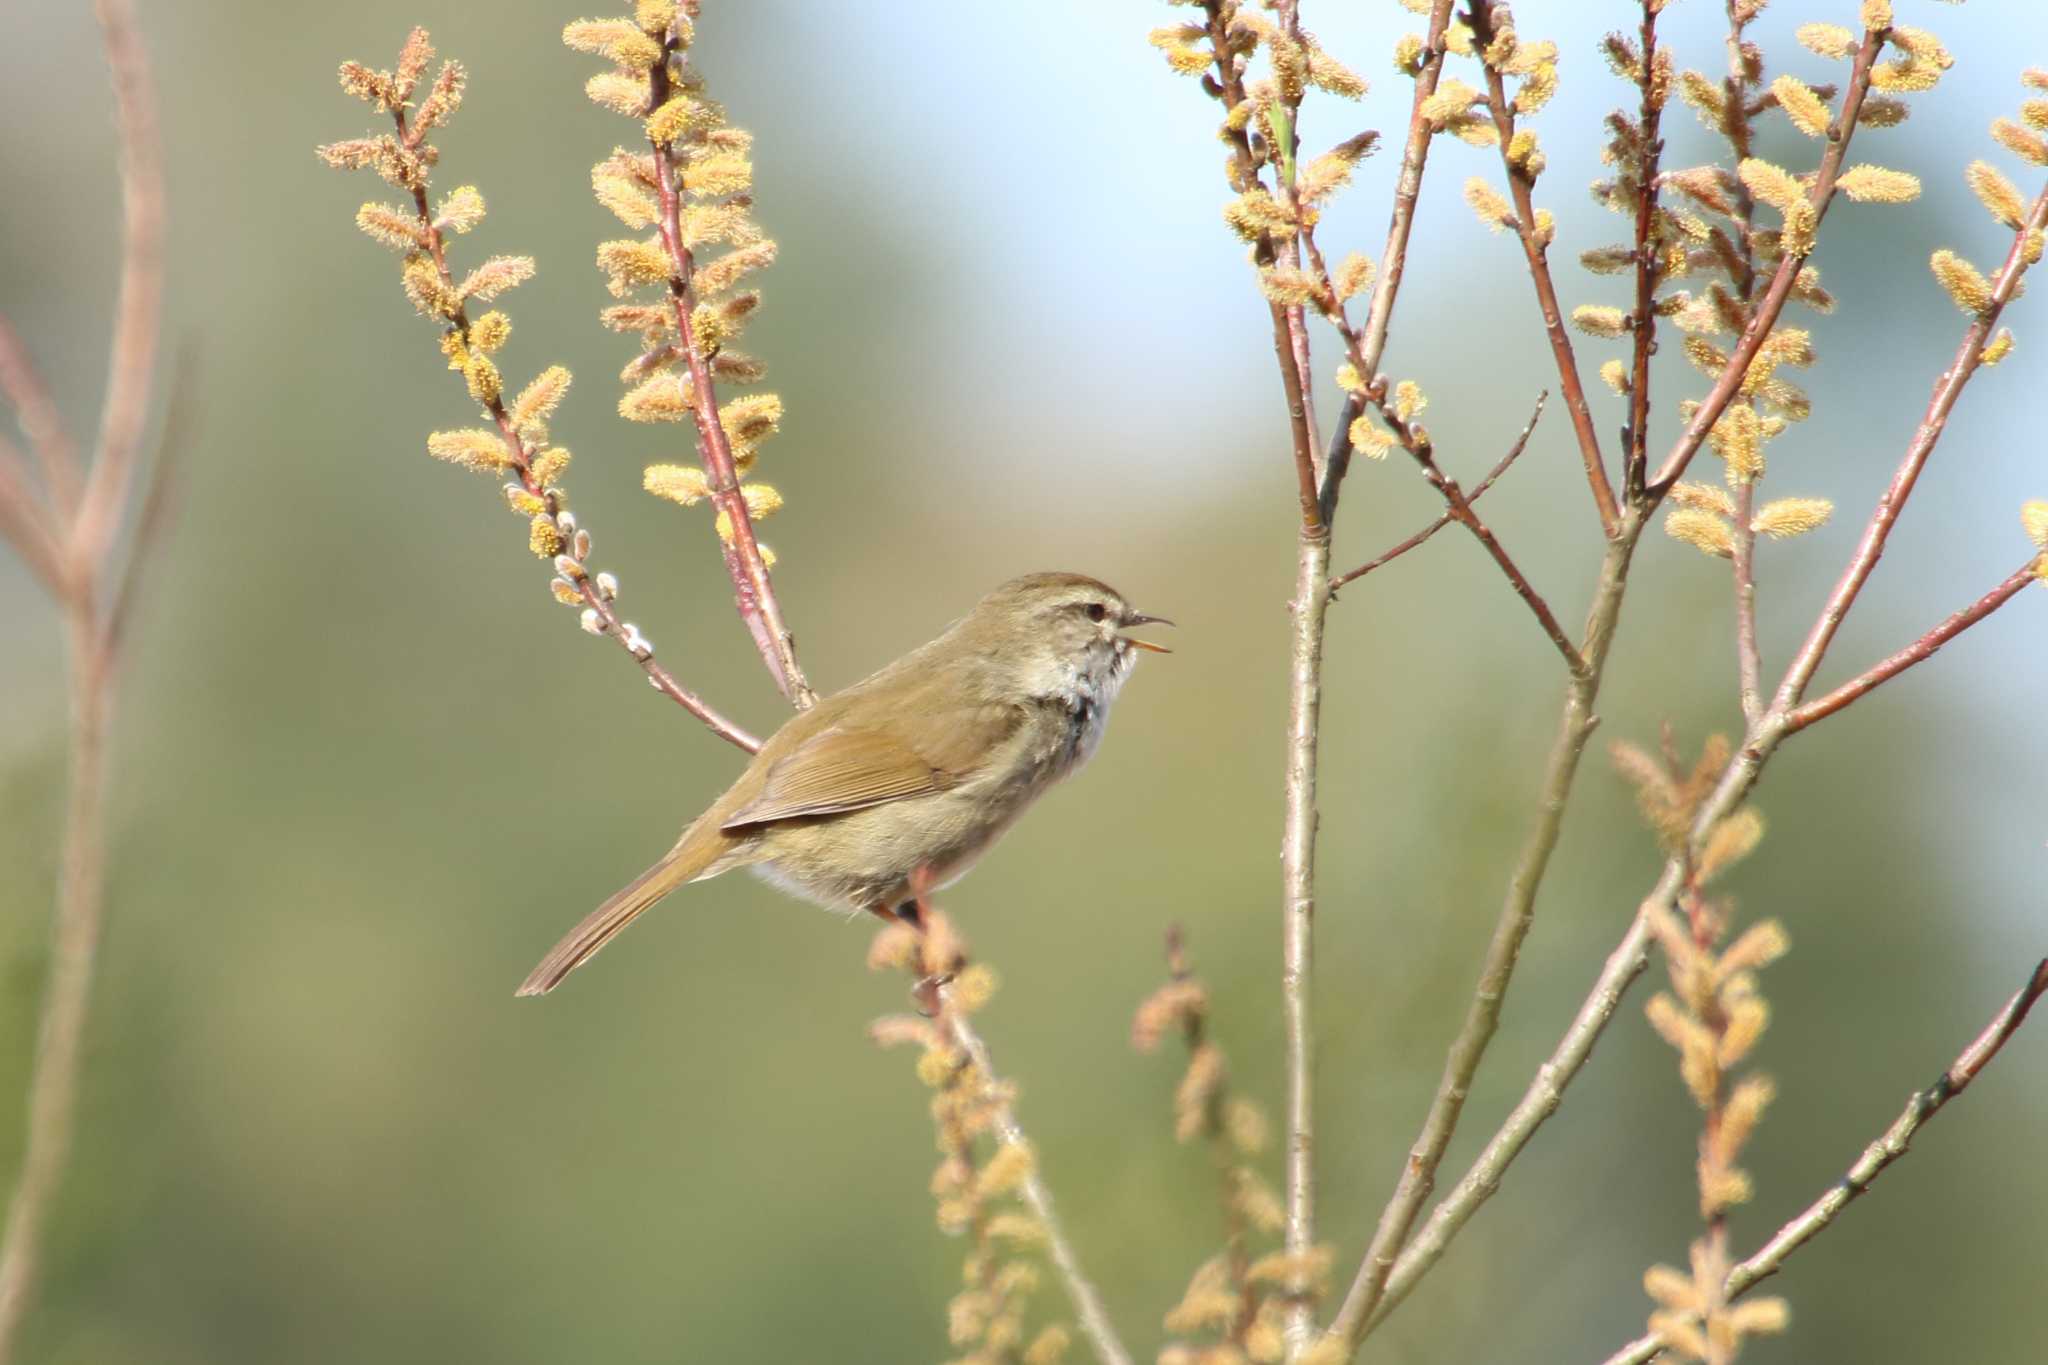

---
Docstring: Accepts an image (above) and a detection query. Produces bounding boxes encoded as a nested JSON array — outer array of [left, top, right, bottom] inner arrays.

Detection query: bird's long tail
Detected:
[[515, 821, 730, 997]]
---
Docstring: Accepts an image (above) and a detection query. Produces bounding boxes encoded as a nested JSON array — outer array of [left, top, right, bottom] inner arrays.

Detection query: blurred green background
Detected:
[[2, 2, 2044, 1361]]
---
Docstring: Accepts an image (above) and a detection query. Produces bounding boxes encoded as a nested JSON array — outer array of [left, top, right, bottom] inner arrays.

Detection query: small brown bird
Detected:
[[516, 571, 1170, 995]]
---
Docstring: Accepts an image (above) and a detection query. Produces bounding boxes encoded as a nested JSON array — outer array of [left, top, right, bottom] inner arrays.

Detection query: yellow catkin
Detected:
[[1571, 305, 1630, 338], [2020, 499, 2048, 547], [510, 366, 572, 433], [1771, 76, 1830, 137], [1332, 252, 1373, 301], [1664, 507, 1734, 557], [425, 428, 511, 472], [1835, 164, 1921, 203], [1930, 249, 1993, 315], [1347, 414, 1391, 459], [1795, 23, 1855, 59], [1393, 380, 1426, 422], [644, 463, 711, 505], [530, 447, 571, 486], [1464, 177, 1513, 230], [1966, 160, 2027, 228], [435, 185, 485, 233], [458, 255, 536, 302], [1991, 118, 2048, 167]]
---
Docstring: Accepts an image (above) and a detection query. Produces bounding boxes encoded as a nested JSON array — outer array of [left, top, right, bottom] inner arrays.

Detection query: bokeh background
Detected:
[[2, 1, 2044, 1361]]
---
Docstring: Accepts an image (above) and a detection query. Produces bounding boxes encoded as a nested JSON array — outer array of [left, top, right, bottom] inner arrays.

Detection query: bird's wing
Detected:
[[719, 724, 958, 830]]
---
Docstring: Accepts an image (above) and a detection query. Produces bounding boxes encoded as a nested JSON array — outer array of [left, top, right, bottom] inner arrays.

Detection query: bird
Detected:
[[516, 571, 1170, 995]]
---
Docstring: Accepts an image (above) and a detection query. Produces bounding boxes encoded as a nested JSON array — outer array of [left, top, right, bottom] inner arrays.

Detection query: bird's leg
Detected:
[[901, 867, 955, 1016]]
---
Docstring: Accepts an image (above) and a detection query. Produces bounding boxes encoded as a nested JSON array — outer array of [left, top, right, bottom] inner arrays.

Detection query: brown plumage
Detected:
[[516, 572, 1169, 996]]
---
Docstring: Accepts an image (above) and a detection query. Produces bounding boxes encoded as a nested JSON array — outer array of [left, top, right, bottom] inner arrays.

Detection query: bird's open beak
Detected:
[[1119, 612, 1174, 654]]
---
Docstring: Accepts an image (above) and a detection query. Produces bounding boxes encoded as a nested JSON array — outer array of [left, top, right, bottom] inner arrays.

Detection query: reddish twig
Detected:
[[1330, 389, 1545, 594], [1469, 0, 1619, 536], [1772, 182, 2048, 714], [1785, 559, 2041, 734], [644, 27, 813, 707], [1599, 958, 2048, 1365], [1371, 395, 1585, 673]]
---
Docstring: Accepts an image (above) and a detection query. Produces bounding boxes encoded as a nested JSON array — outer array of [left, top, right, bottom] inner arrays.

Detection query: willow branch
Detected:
[[1716, 1, 1765, 722], [1599, 958, 2048, 1365], [944, 1004, 1136, 1365], [0, 616, 108, 1364], [1367, 396, 1585, 673], [1329, 390, 1545, 593], [1363, 532, 2040, 1341], [1772, 181, 2048, 713], [1648, 23, 1887, 493], [1785, 558, 2041, 734], [1327, 519, 1643, 1349], [1469, 0, 1618, 535], [0, 4, 155, 1351], [0, 441, 67, 597], [1620, 1, 1667, 499], [101, 343, 195, 662], [71, 0, 165, 571], [381, 101, 761, 754], [1354, 909, 1658, 1342], [1195, 0, 1325, 535], [645, 26, 812, 707], [1277, 530, 1328, 1362], [0, 320, 81, 520]]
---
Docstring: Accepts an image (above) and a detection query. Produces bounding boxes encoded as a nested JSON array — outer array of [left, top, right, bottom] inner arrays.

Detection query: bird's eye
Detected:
[[1085, 602, 1108, 622]]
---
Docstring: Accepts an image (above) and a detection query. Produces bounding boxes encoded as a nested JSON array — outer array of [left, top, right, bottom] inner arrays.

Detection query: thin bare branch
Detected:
[[0, 617, 109, 1363], [945, 1004, 1136, 1365], [0, 4, 161, 1351], [72, 0, 167, 570], [1347, 909, 1658, 1344], [101, 340, 196, 660], [1599, 958, 2048, 1365], [0, 440, 68, 597], [1330, 389, 1545, 594], [1327, 519, 1644, 1348], [1279, 530, 1328, 1362], [1730, 477, 1764, 720], [1370, 396, 1586, 674], [0, 319, 81, 520], [1786, 558, 2041, 734]]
